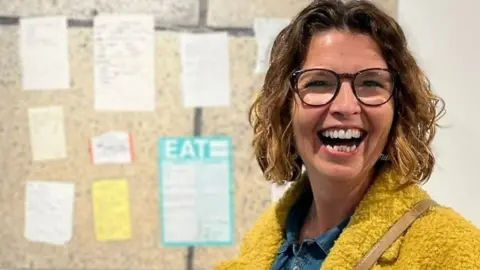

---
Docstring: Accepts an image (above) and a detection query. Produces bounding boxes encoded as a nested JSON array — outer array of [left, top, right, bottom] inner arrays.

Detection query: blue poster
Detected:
[[158, 136, 234, 247]]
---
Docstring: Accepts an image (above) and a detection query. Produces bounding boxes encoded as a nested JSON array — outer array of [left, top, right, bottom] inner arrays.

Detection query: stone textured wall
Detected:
[[0, 0, 397, 269]]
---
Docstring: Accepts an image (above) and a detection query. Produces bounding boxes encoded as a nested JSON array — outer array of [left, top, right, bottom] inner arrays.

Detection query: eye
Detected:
[[296, 70, 337, 91], [304, 80, 332, 88], [360, 80, 384, 87]]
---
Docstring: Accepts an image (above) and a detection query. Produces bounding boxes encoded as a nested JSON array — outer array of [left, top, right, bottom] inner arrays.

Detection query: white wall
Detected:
[[399, 0, 480, 226]]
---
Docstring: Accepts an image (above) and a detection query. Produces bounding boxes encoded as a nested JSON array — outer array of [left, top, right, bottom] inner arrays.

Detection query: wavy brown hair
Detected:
[[249, 0, 445, 184]]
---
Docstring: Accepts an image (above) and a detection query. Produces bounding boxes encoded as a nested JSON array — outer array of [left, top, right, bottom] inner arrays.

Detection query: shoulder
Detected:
[[215, 180, 308, 270], [237, 179, 309, 253], [413, 206, 480, 245], [214, 203, 281, 270], [402, 205, 480, 268]]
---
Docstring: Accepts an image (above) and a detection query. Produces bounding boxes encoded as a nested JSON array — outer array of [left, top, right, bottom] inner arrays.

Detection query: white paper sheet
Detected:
[[28, 106, 67, 161], [19, 16, 70, 90], [24, 181, 75, 245], [271, 181, 293, 203], [90, 131, 133, 165], [159, 136, 233, 246], [94, 14, 155, 111], [180, 32, 230, 108], [253, 18, 290, 73]]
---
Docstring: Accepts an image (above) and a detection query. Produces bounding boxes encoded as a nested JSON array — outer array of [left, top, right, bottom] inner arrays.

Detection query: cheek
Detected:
[[291, 99, 327, 149], [292, 99, 319, 135], [292, 110, 314, 159], [368, 105, 395, 147], [291, 97, 306, 135]]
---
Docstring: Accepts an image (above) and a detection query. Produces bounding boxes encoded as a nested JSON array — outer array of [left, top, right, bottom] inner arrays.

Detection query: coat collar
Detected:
[[225, 169, 430, 269], [321, 169, 429, 269]]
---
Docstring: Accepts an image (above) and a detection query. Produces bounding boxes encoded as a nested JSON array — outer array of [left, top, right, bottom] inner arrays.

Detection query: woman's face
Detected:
[[292, 30, 394, 183]]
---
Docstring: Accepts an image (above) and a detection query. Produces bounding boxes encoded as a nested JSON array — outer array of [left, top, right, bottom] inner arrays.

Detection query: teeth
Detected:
[[321, 128, 363, 139], [326, 144, 357, 153], [320, 128, 364, 154], [345, 129, 352, 139]]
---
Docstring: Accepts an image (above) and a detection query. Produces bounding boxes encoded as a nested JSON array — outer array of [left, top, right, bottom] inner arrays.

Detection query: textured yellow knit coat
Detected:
[[216, 170, 480, 269]]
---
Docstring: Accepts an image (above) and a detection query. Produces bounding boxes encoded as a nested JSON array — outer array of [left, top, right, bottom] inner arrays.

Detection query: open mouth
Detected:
[[317, 128, 367, 153]]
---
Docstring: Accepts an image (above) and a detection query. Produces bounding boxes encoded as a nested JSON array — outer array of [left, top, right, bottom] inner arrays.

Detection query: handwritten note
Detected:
[[28, 106, 67, 161], [92, 179, 132, 241], [94, 14, 155, 111], [90, 131, 133, 165], [180, 32, 230, 108], [253, 18, 290, 73], [19, 16, 70, 90], [24, 181, 75, 245]]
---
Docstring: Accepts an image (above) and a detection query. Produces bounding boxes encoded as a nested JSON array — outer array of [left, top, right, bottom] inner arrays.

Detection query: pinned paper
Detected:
[[158, 136, 234, 246], [94, 14, 155, 111], [92, 179, 132, 241], [19, 16, 70, 90], [271, 181, 293, 203], [253, 18, 290, 73], [28, 106, 67, 161], [24, 181, 75, 245], [180, 32, 230, 108], [90, 131, 133, 165]]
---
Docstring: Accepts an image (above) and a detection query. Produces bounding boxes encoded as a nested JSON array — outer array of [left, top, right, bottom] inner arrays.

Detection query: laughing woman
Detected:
[[216, 0, 480, 269]]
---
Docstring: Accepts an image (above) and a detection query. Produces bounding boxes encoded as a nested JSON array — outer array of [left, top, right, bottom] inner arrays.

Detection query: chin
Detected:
[[313, 160, 365, 183]]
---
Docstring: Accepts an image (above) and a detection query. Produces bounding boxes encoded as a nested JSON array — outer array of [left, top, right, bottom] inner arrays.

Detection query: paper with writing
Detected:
[[90, 131, 133, 165], [92, 179, 132, 241], [158, 136, 234, 246], [253, 18, 290, 73], [180, 32, 230, 107], [94, 14, 155, 111], [24, 181, 75, 245], [19, 16, 70, 90], [28, 106, 67, 161]]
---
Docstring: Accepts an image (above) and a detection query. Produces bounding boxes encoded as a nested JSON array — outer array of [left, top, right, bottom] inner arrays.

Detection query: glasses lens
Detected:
[[296, 70, 337, 106], [354, 70, 394, 105]]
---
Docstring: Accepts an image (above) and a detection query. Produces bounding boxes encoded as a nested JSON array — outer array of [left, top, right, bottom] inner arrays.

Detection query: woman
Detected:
[[216, 0, 480, 269]]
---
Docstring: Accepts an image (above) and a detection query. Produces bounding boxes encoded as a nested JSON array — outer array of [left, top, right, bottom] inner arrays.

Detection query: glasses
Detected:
[[291, 68, 396, 106]]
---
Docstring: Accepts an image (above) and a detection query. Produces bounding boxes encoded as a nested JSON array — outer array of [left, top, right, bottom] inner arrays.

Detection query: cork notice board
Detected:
[[0, 0, 397, 269]]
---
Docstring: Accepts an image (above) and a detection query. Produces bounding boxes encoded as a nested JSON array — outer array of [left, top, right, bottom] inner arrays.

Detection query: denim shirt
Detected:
[[271, 189, 350, 270]]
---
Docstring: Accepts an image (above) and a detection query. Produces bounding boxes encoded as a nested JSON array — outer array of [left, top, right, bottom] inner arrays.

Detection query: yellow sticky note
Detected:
[[92, 179, 132, 241]]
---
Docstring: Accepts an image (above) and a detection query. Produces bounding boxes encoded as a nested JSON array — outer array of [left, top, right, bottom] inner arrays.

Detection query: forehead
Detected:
[[301, 30, 387, 72]]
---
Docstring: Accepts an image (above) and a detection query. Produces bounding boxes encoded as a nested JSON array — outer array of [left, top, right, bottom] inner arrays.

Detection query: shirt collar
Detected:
[[278, 187, 351, 255], [284, 187, 313, 243], [315, 215, 350, 254]]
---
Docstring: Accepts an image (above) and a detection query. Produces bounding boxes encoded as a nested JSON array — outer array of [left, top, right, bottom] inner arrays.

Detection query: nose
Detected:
[[329, 81, 361, 117]]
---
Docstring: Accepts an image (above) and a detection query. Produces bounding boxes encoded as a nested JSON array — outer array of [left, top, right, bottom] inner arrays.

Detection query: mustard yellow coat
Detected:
[[216, 171, 480, 269]]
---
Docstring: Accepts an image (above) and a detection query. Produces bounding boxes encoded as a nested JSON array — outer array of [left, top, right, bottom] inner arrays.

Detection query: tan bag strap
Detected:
[[353, 199, 438, 270]]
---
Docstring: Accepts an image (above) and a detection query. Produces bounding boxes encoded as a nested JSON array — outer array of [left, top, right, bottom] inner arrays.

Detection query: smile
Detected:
[[317, 128, 367, 153]]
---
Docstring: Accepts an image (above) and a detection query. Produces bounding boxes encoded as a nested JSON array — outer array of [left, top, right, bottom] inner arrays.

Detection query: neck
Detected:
[[307, 170, 374, 234]]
